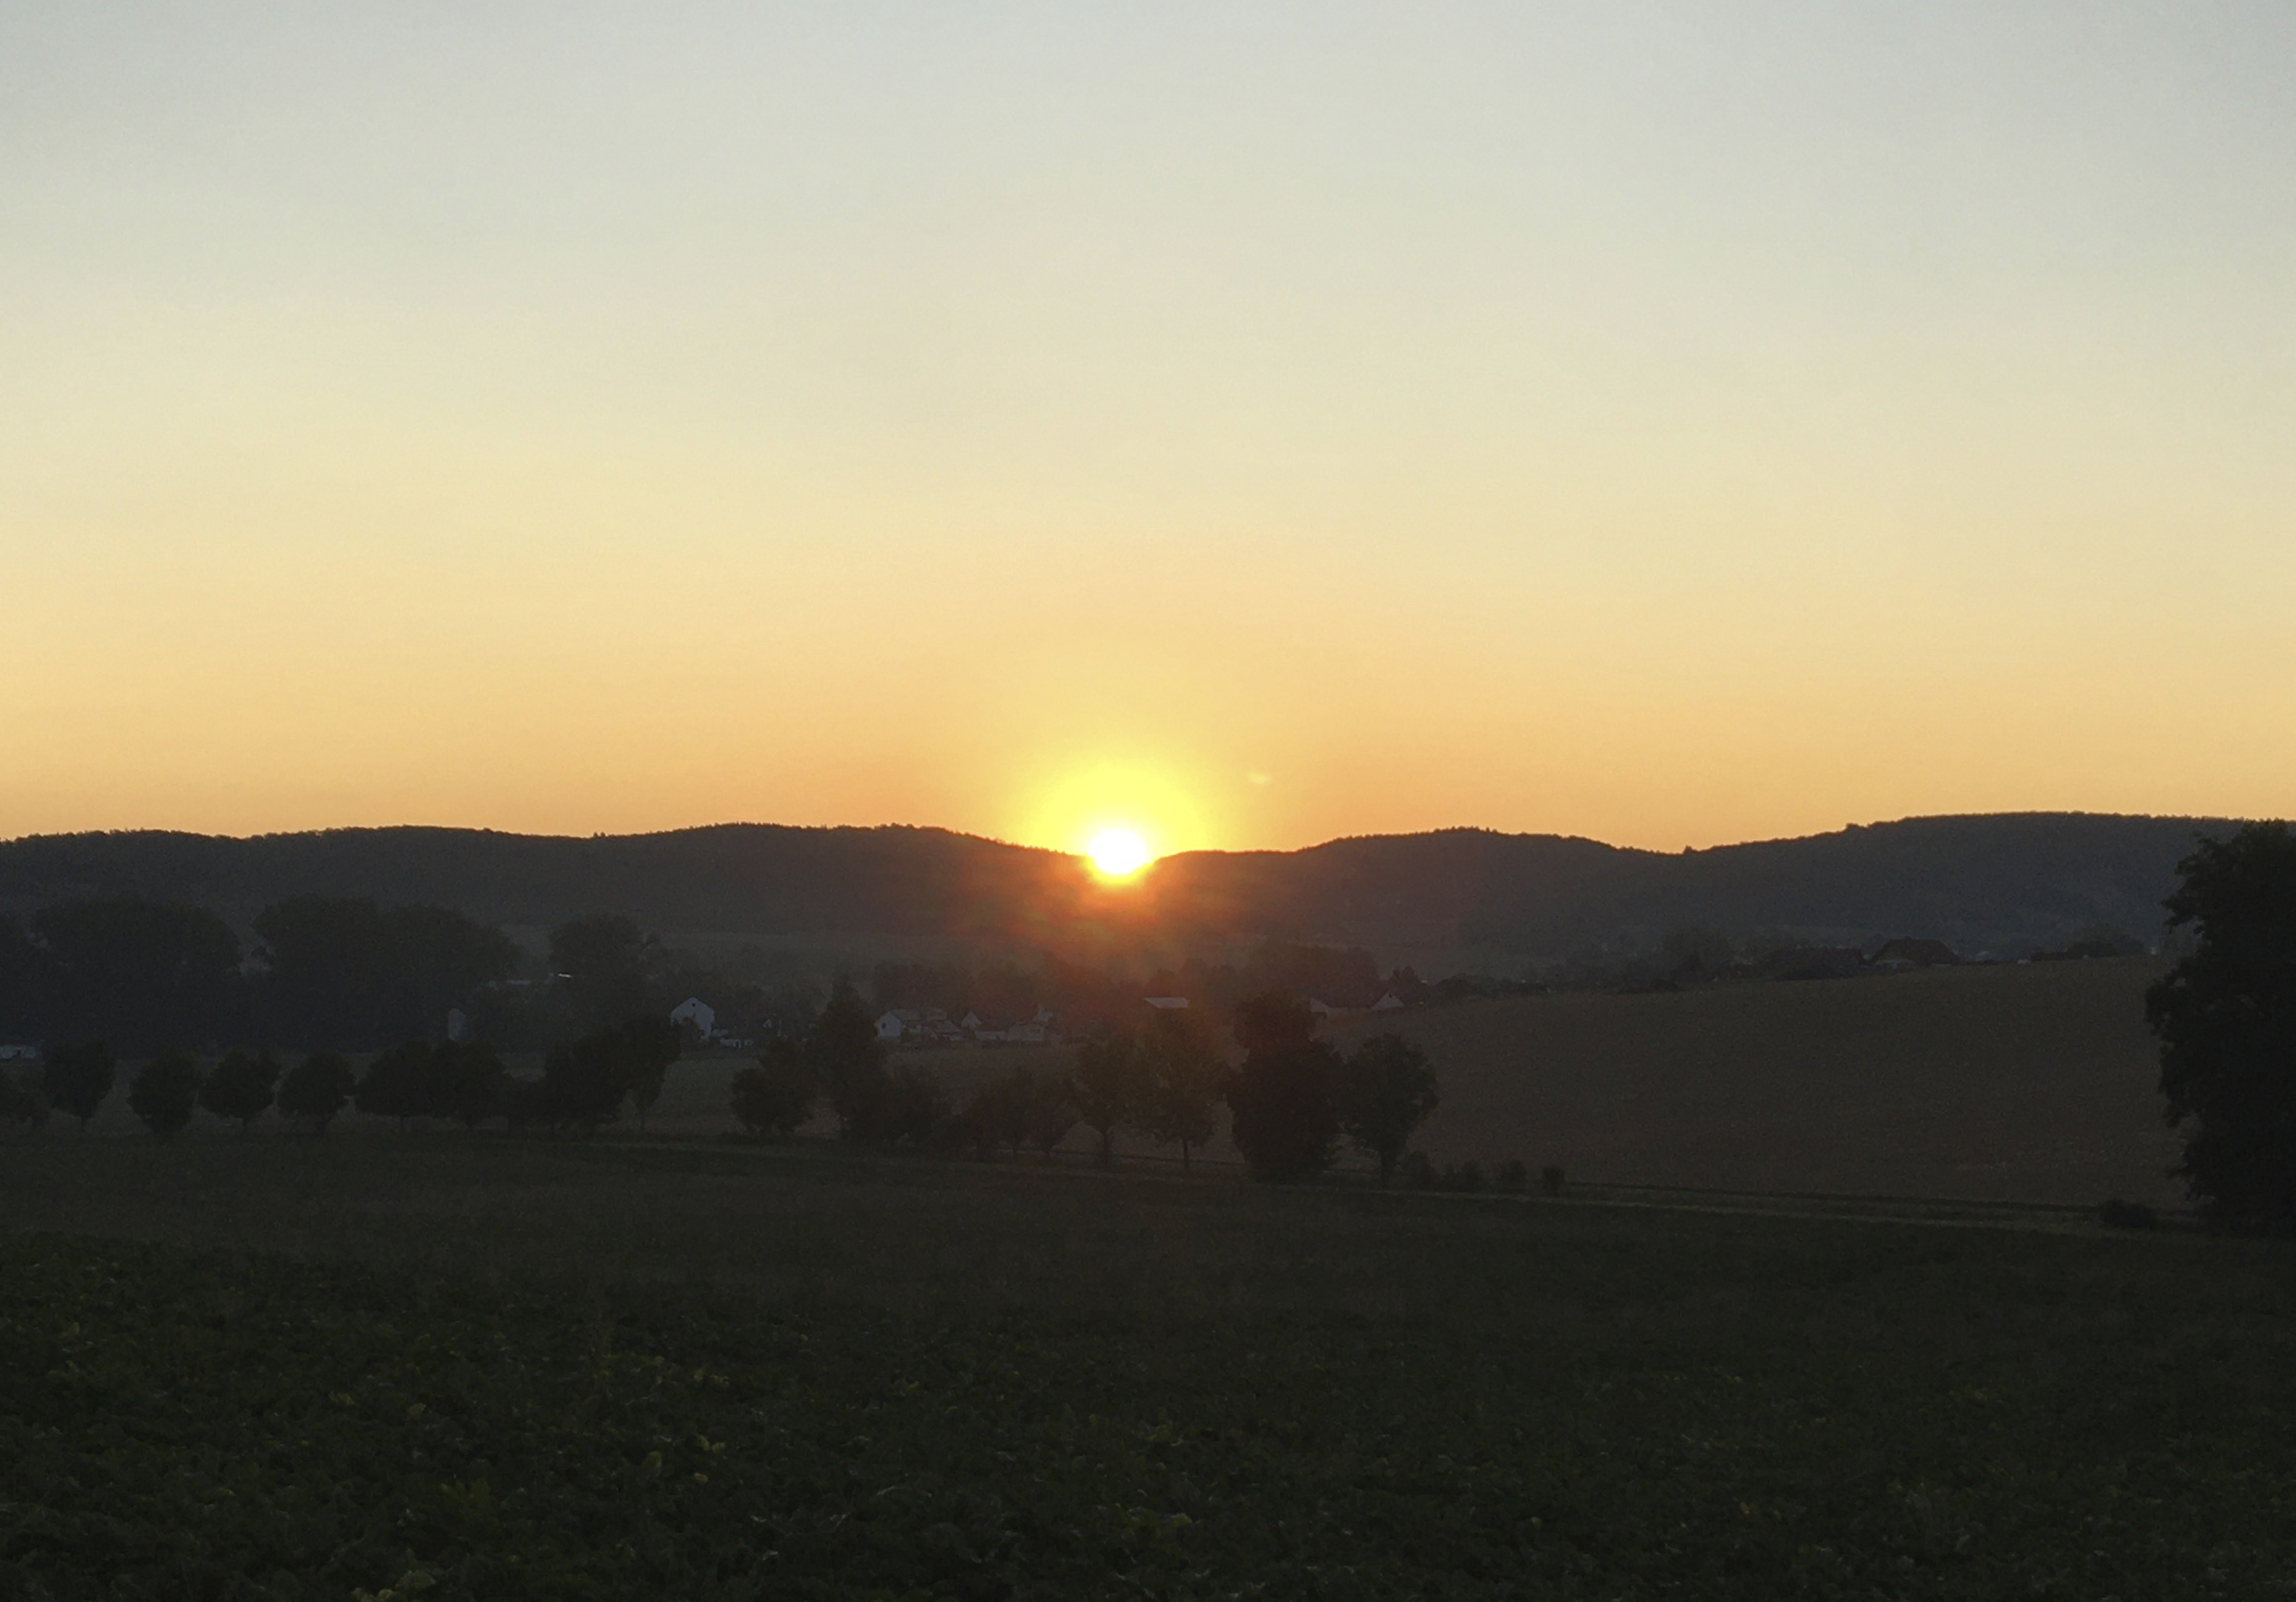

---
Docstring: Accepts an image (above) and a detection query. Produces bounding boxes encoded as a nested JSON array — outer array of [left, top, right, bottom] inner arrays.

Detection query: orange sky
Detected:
[[5, 5, 2293, 856]]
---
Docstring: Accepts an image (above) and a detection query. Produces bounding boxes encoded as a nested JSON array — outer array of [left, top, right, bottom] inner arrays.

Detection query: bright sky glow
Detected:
[[3, 4, 2294, 850]]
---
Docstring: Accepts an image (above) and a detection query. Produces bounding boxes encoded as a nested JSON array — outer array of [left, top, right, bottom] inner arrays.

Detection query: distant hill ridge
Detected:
[[0, 812, 2251, 959]]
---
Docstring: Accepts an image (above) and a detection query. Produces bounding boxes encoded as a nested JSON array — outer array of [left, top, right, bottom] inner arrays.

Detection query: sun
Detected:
[[1086, 827, 1153, 879]]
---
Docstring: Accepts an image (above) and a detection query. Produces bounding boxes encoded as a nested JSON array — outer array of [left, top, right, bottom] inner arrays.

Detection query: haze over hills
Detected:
[[0, 812, 2242, 964]]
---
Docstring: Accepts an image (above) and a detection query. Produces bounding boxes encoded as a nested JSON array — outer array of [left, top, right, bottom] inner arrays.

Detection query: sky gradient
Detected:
[[5, 2, 2293, 858]]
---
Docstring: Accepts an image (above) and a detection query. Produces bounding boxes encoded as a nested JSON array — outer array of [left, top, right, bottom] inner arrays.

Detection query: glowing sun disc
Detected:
[[1086, 828, 1152, 879]]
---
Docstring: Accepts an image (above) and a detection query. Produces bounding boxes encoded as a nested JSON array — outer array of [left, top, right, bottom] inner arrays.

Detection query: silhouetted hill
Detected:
[[0, 812, 2249, 960]]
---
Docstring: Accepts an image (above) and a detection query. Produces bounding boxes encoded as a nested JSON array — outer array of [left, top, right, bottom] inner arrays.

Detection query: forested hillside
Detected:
[[0, 811, 2242, 959]]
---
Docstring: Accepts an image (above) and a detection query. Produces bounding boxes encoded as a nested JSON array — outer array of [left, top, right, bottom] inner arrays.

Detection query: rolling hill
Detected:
[[0, 811, 2247, 961]]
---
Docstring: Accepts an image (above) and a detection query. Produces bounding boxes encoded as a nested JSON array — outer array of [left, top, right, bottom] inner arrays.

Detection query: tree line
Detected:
[[728, 980, 1445, 1183], [0, 1018, 681, 1139]]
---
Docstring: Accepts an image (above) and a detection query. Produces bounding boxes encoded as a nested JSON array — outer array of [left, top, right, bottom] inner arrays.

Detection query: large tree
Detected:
[[1337, 1033, 1440, 1184], [1071, 1028, 1145, 1166], [39, 1040, 115, 1132], [128, 1050, 202, 1137], [256, 896, 518, 1049], [1225, 991, 1342, 1183], [31, 900, 242, 1054], [2149, 822, 2296, 1230], [199, 1048, 280, 1133], [548, 915, 660, 1033], [277, 1052, 356, 1134], [1138, 1009, 1224, 1174], [813, 977, 890, 1140], [730, 1039, 817, 1138]]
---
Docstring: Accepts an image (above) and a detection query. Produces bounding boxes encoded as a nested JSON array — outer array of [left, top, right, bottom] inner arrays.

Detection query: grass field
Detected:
[[3, 1132, 2293, 1599]]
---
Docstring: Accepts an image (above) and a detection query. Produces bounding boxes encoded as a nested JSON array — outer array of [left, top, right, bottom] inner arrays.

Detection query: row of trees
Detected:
[[0, 1019, 681, 1137], [725, 981, 1441, 1183]]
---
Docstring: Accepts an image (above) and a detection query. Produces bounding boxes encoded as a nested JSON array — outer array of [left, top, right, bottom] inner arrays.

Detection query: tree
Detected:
[[814, 977, 890, 1140], [356, 1040, 436, 1129], [2148, 822, 2296, 1230], [541, 1026, 634, 1131], [1020, 1067, 1077, 1159], [959, 1071, 1030, 1158], [39, 1040, 115, 1132], [1337, 1033, 1440, 1183], [0, 1070, 45, 1132], [30, 900, 243, 1054], [1225, 990, 1340, 1183], [434, 1040, 508, 1128], [128, 1050, 202, 1137], [199, 1048, 280, 1132], [277, 1052, 356, 1134], [875, 1065, 951, 1147], [256, 896, 518, 1049], [620, 1014, 681, 1131], [548, 915, 660, 1033], [730, 1040, 816, 1137], [1138, 1009, 1224, 1173], [1071, 1028, 1145, 1166]]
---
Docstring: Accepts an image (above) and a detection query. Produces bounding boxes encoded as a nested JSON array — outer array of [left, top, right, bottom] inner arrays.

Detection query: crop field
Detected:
[[4, 1133, 2294, 1599]]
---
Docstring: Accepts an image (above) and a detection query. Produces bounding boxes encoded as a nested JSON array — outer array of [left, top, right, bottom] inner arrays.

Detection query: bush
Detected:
[[1496, 1158, 1528, 1192], [1398, 1151, 1437, 1190], [128, 1050, 202, 1137], [1540, 1164, 1566, 1198], [1440, 1161, 1485, 1194], [2101, 1198, 2159, 1230]]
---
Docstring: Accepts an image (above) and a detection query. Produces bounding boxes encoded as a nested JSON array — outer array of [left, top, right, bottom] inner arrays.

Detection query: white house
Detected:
[[875, 1010, 906, 1043], [670, 997, 718, 1039], [1371, 993, 1405, 1012], [1145, 996, 1189, 1010]]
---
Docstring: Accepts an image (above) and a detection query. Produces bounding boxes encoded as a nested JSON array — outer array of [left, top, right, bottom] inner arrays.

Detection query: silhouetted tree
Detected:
[[434, 1039, 508, 1128], [1337, 1033, 1440, 1183], [730, 1039, 816, 1137], [1072, 1028, 1145, 1166], [814, 977, 890, 1140], [541, 1025, 637, 1131], [39, 1040, 115, 1132], [1020, 1067, 1078, 1158], [277, 1051, 356, 1134], [621, 1014, 681, 1131], [199, 1048, 280, 1132], [128, 1050, 202, 1137], [356, 1040, 435, 1130], [960, 1071, 1030, 1158], [31, 900, 242, 1054], [0, 1069, 45, 1132], [875, 1065, 951, 1147], [549, 914, 660, 1033], [1225, 990, 1340, 1183], [2149, 823, 2296, 1230], [1139, 1009, 1223, 1173], [0, 914, 43, 1040], [256, 896, 518, 1049]]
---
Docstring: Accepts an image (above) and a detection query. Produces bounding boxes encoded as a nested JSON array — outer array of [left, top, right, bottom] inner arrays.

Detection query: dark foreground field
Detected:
[[4, 1136, 2292, 1600]]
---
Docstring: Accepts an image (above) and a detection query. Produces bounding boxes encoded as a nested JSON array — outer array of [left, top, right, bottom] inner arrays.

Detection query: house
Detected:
[[445, 1008, 471, 1043], [875, 1010, 906, 1043], [0, 1044, 37, 1063], [1145, 996, 1189, 1010], [1371, 992, 1405, 1012], [670, 997, 717, 1039]]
